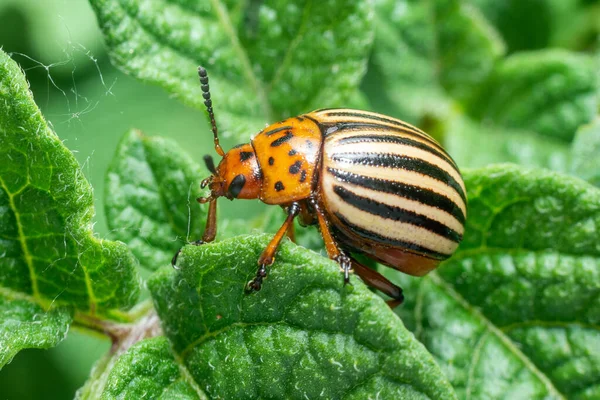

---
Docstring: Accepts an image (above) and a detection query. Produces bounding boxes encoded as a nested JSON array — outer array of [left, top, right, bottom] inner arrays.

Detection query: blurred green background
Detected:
[[0, 0, 599, 398]]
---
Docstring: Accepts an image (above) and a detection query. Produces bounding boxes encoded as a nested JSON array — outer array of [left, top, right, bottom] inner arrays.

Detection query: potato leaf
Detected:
[[147, 236, 457, 399], [571, 117, 600, 187], [0, 49, 140, 367], [391, 164, 600, 399], [89, 0, 374, 140], [105, 129, 208, 270]]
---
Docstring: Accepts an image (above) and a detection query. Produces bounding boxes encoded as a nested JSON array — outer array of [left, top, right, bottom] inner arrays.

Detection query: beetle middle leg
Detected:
[[286, 221, 296, 243], [313, 200, 353, 285], [171, 197, 218, 267], [246, 202, 300, 292]]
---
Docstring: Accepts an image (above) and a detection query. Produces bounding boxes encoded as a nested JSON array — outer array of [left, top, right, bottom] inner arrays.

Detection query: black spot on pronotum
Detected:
[[275, 181, 285, 192], [288, 149, 297, 156], [239, 151, 254, 162], [300, 170, 307, 182], [305, 139, 313, 149], [271, 131, 293, 147], [268, 157, 275, 166], [228, 174, 246, 198], [289, 161, 302, 174]]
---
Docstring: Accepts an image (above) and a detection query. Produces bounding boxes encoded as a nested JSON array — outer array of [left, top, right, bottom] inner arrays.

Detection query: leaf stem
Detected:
[[73, 308, 163, 354]]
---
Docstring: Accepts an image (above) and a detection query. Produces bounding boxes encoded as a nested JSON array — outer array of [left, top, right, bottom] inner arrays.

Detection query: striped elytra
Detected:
[[174, 67, 467, 307], [314, 109, 466, 277]]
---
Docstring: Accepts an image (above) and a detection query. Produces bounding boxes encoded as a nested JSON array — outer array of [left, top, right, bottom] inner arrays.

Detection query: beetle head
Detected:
[[200, 143, 262, 202]]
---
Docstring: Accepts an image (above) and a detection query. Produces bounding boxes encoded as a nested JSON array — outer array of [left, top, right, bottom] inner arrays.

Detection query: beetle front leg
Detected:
[[171, 197, 217, 267], [246, 202, 300, 292]]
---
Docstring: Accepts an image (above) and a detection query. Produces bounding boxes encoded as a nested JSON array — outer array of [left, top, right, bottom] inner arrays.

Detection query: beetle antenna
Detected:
[[203, 154, 217, 175], [198, 67, 225, 157]]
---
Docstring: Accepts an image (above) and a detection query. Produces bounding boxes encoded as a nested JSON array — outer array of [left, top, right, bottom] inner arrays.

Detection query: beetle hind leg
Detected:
[[350, 257, 404, 308]]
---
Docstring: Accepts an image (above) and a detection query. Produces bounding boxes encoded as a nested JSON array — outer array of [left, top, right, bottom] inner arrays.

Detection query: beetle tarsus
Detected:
[[171, 250, 182, 268], [334, 254, 353, 286], [246, 264, 269, 292], [171, 240, 205, 268]]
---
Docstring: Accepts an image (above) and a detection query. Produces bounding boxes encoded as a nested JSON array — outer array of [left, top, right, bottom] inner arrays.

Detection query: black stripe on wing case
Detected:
[[333, 212, 449, 259], [327, 167, 466, 224], [335, 133, 459, 173], [333, 185, 462, 243], [331, 152, 467, 204], [324, 110, 427, 136], [331, 122, 446, 154]]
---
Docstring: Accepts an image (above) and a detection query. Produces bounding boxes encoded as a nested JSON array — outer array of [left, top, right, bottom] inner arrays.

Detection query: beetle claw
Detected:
[[171, 250, 182, 269], [334, 254, 353, 286], [246, 264, 268, 293]]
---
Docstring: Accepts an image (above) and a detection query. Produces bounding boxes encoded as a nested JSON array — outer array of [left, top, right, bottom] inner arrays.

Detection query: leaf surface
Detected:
[[0, 294, 71, 368], [148, 235, 457, 399], [445, 116, 571, 172], [571, 117, 600, 187], [467, 0, 600, 52], [89, 0, 374, 139], [389, 164, 600, 399], [370, 0, 504, 122], [100, 336, 204, 400], [0, 49, 140, 364], [105, 129, 208, 270], [467, 50, 598, 142]]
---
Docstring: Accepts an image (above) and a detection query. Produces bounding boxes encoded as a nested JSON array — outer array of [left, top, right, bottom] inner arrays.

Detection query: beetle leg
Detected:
[[312, 201, 353, 285], [200, 197, 218, 243], [286, 221, 297, 243], [350, 257, 404, 308], [246, 202, 300, 292], [171, 198, 218, 268]]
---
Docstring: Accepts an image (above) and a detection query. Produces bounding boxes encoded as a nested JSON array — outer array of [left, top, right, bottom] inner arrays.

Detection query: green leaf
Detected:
[[105, 129, 208, 270], [467, 0, 600, 52], [100, 336, 203, 399], [89, 0, 374, 140], [148, 235, 457, 399], [370, 0, 504, 122], [466, 0, 555, 52], [0, 293, 72, 368], [445, 116, 571, 172], [388, 164, 600, 399], [0, 48, 140, 348], [571, 117, 600, 187], [467, 50, 598, 142]]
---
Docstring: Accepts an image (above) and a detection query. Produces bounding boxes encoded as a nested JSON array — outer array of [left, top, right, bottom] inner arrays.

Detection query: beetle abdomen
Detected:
[[315, 109, 467, 274]]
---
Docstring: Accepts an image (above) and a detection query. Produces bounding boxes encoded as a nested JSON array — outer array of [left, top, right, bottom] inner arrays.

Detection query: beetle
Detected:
[[172, 67, 467, 307]]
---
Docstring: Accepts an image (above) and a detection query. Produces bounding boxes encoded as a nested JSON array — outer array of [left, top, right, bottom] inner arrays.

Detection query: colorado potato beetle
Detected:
[[172, 67, 467, 306]]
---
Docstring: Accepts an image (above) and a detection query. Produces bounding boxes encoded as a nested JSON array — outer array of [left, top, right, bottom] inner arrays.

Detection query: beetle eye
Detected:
[[228, 174, 246, 198]]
